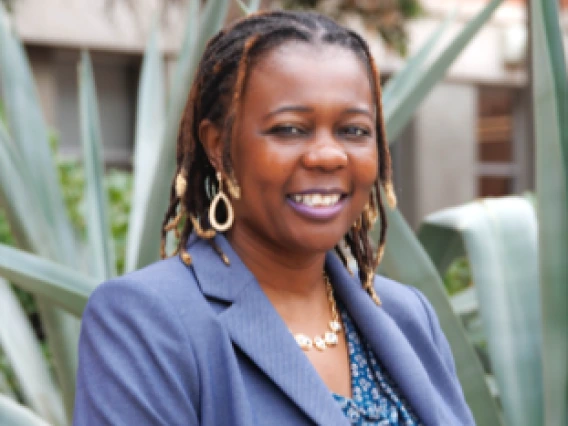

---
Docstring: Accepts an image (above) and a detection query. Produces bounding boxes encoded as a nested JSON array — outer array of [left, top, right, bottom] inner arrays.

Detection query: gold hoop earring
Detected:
[[209, 172, 234, 232]]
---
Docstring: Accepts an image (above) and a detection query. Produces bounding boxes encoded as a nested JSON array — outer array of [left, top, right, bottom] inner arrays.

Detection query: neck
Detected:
[[226, 227, 330, 318]]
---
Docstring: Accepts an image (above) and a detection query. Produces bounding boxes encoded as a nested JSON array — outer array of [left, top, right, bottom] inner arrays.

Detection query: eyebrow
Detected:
[[262, 105, 374, 120], [263, 106, 312, 120], [343, 107, 374, 119]]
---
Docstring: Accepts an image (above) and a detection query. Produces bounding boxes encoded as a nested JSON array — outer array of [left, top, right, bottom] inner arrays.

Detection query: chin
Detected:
[[286, 228, 346, 254]]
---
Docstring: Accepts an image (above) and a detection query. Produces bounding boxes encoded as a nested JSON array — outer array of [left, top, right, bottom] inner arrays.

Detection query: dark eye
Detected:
[[268, 124, 306, 136], [339, 126, 371, 138]]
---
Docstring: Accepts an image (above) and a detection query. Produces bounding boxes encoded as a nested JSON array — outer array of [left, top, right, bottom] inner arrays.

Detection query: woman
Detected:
[[73, 10, 474, 426]]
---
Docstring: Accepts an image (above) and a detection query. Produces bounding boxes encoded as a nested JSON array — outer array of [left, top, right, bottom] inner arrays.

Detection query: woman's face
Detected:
[[227, 42, 378, 257]]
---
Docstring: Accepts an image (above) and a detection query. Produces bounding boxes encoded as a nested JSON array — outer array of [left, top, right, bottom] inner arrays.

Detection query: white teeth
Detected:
[[291, 193, 341, 207]]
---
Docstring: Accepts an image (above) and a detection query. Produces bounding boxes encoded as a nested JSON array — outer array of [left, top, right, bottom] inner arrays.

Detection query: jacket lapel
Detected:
[[326, 252, 439, 426], [189, 235, 348, 426]]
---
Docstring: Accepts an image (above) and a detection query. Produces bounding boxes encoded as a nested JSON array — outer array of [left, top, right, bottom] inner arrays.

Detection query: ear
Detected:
[[198, 119, 223, 172]]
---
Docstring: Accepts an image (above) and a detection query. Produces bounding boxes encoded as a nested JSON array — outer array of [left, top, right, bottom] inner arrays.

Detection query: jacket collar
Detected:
[[188, 234, 348, 425], [326, 252, 439, 426], [188, 234, 437, 426]]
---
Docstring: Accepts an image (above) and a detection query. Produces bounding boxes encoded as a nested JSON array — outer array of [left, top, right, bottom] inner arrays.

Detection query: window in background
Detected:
[[477, 86, 522, 197], [52, 48, 141, 168]]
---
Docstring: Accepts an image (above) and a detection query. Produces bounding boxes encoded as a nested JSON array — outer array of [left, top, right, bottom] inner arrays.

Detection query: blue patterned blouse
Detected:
[[332, 304, 422, 425]]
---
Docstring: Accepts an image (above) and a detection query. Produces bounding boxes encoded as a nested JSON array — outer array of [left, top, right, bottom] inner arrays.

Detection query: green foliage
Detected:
[[0, 348, 20, 400], [56, 160, 133, 275], [104, 170, 132, 275], [282, 0, 422, 56], [5, 1, 565, 425], [531, 2, 568, 424], [0, 153, 132, 404], [399, 0, 422, 17], [443, 257, 472, 296], [10, 286, 36, 318], [0, 338, 57, 406], [0, 210, 14, 246], [57, 161, 86, 239], [0, 0, 14, 13], [419, 197, 542, 426], [1, 143, 133, 304], [0, 211, 36, 316], [0, 100, 6, 123], [0, 0, 225, 418]]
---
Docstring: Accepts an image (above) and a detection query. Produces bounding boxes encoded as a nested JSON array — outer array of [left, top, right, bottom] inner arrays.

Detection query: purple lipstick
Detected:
[[286, 191, 347, 221]]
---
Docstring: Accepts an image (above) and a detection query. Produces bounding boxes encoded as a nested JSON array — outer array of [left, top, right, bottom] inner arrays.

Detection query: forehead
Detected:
[[244, 42, 375, 110]]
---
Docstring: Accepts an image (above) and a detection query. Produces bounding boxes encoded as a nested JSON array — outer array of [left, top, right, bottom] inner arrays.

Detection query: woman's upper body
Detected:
[[73, 234, 474, 426], [73, 10, 474, 426]]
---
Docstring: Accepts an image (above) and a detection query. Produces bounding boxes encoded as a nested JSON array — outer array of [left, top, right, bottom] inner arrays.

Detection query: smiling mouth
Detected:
[[288, 193, 344, 207]]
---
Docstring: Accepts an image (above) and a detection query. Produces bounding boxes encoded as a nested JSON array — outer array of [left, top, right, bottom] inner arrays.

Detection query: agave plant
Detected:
[[0, 0, 231, 423], [530, 1, 568, 425], [6, 0, 558, 425], [418, 196, 542, 426], [416, 2, 568, 425]]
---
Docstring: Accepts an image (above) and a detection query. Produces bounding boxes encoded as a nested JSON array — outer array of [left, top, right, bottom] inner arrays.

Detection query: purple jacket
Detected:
[[73, 234, 474, 425]]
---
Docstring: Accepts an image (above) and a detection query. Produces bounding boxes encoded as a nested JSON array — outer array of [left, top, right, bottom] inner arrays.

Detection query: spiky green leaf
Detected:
[[0, 121, 56, 255], [384, 0, 504, 142], [531, 1, 568, 424], [78, 51, 116, 279], [382, 7, 455, 107], [0, 279, 65, 425], [377, 206, 503, 426], [125, 25, 166, 272], [0, 245, 95, 317], [0, 3, 76, 260], [127, 0, 230, 269], [0, 395, 52, 426], [419, 197, 542, 426]]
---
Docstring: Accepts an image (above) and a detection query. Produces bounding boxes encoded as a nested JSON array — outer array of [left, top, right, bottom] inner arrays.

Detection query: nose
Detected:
[[302, 131, 348, 171]]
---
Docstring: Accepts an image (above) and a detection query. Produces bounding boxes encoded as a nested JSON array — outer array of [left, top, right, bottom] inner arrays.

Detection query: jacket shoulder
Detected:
[[75, 256, 202, 424], [373, 275, 475, 425], [95, 255, 200, 297], [373, 275, 433, 329], [107, 255, 196, 289], [372, 274, 454, 373], [86, 256, 213, 326]]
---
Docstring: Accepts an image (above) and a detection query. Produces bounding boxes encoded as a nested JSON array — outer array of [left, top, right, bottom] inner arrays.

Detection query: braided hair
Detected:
[[161, 10, 397, 305]]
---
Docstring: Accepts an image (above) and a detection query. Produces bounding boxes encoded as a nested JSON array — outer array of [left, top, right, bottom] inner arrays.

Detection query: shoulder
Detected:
[[373, 274, 434, 332], [92, 255, 196, 294], [372, 274, 456, 373], [82, 255, 219, 363], [372, 275, 475, 424], [82, 255, 208, 349], [86, 255, 205, 317], [83, 254, 234, 354], [75, 256, 203, 424]]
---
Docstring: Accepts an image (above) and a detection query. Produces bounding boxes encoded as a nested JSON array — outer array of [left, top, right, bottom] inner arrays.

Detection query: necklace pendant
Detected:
[[313, 336, 326, 351], [324, 331, 338, 346], [295, 334, 313, 351], [292, 273, 341, 353], [329, 320, 342, 333]]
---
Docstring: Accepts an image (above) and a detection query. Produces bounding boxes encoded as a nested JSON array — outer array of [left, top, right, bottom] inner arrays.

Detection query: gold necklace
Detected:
[[293, 274, 342, 351]]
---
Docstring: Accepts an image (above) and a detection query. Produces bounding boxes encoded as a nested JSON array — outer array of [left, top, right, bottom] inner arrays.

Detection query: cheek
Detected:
[[352, 148, 379, 188], [231, 134, 289, 198]]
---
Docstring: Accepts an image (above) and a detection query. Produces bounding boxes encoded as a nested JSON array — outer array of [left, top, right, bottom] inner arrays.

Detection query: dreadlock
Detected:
[[161, 10, 397, 305]]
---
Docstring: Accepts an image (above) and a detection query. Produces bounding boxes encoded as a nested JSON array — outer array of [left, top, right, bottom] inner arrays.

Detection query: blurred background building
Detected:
[[3, 0, 567, 227]]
